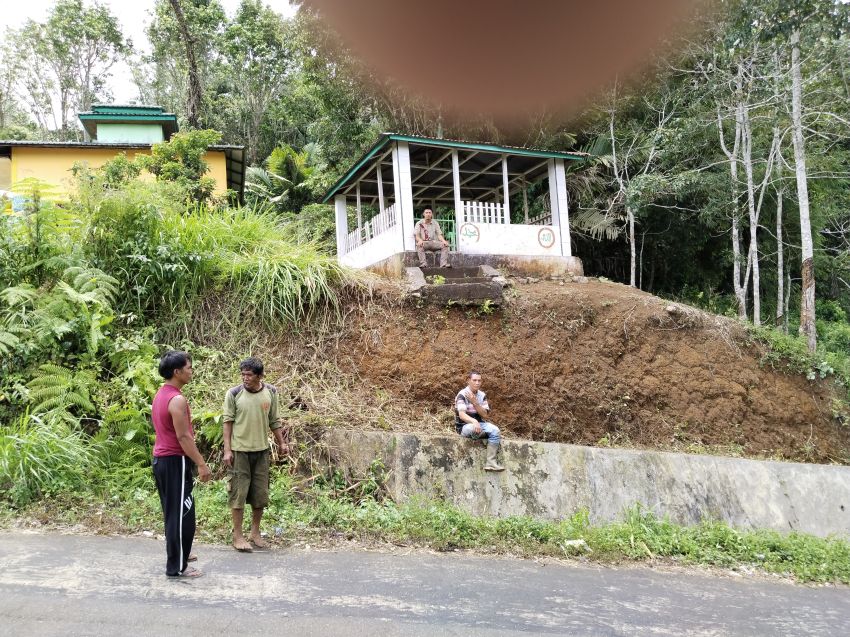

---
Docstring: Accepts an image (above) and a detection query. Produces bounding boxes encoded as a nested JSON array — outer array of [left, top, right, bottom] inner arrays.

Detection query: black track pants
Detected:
[[153, 455, 196, 576]]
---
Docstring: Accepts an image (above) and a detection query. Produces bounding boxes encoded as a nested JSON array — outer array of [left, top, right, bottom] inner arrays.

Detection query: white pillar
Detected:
[[393, 141, 416, 251], [355, 181, 362, 239], [335, 194, 348, 261], [501, 155, 510, 224], [376, 162, 385, 213], [547, 160, 562, 255], [554, 159, 571, 257], [522, 176, 529, 224], [452, 150, 463, 250]]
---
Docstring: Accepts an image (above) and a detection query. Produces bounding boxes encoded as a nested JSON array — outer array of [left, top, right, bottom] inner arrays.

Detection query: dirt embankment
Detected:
[[337, 278, 849, 464]]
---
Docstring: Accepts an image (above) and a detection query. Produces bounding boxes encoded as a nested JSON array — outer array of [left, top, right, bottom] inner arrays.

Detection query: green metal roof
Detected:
[[322, 133, 586, 203], [78, 105, 179, 140], [88, 104, 171, 116]]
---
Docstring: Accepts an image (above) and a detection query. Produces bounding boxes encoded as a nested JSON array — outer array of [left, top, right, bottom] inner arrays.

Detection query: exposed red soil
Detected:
[[339, 277, 850, 464]]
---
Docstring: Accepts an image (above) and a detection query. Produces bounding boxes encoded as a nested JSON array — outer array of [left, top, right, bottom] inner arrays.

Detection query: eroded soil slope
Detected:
[[339, 278, 849, 464]]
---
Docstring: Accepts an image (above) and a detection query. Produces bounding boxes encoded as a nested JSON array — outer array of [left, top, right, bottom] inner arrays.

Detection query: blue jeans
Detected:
[[460, 421, 501, 445]]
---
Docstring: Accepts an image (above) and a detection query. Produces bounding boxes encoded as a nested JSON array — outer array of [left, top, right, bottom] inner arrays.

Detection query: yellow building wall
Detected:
[[11, 146, 230, 197], [206, 151, 228, 194]]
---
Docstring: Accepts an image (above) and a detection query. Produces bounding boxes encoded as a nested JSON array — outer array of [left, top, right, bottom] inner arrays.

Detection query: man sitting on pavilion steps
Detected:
[[414, 208, 450, 268]]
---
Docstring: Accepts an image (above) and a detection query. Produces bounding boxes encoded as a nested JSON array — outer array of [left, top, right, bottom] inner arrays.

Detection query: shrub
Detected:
[[137, 129, 223, 203], [0, 411, 103, 507]]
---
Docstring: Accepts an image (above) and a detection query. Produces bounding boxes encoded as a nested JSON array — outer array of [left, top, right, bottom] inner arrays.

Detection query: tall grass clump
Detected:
[[168, 206, 357, 327], [83, 183, 360, 329], [0, 411, 104, 507]]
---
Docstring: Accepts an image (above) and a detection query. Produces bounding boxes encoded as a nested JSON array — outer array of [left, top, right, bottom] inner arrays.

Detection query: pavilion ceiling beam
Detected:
[[413, 194, 457, 200], [340, 147, 564, 194], [345, 152, 552, 200], [342, 148, 394, 196], [504, 159, 550, 192], [354, 177, 508, 191], [411, 165, 533, 179], [410, 151, 485, 199], [434, 154, 504, 199], [410, 150, 453, 177], [411, 149, 454, 198], [356, 160, 550, 194], [409, 151, 483, 181]]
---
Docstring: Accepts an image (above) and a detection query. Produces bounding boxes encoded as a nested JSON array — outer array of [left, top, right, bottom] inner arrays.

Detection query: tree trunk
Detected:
[[731, 99, 747, 319], [639, 230, 646, 290], [741, 102, 761, 326], [717, 65, 748, 321], [784, 270, 791, 334], [169, 0, 203, 129], [628, 205, 636, 288], [790, 28, 816, 352], [775, 182, 785, 331], [772, 47, 785, 332]]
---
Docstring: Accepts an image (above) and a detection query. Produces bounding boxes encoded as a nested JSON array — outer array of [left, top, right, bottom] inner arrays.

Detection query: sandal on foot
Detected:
[[169, 566, 203, 579], [188, 553, 198, 562]]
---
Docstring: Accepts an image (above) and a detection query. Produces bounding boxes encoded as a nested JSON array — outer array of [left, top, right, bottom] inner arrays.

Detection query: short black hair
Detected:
[[159, 350, 192, 379], [423, 207, 433, 213], [468, 370, 481, 379], [239, 357, 264, 376]]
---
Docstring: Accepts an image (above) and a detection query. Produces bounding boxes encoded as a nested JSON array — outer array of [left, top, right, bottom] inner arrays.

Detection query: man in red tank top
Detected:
[[151, 350, 211, 578]]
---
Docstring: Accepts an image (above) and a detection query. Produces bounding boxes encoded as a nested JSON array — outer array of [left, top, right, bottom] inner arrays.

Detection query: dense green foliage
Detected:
[[0, 137, 357, 504]]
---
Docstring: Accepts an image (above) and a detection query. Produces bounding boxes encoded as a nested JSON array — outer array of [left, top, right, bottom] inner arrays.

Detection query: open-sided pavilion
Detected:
[[323, 134, 585, 274]]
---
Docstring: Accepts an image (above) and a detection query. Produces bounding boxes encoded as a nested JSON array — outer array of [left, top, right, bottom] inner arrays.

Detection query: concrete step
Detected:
[[407, 264, 507, 306], [425, 276, 494, 285], [420, 267, 481, 279]]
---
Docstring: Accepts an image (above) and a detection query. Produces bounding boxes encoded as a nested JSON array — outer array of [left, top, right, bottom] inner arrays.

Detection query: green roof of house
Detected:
[[78, 104, 179, 140]]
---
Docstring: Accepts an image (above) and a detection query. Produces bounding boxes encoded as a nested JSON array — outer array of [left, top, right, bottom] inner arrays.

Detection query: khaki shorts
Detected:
[[227, 449, 270, 509]]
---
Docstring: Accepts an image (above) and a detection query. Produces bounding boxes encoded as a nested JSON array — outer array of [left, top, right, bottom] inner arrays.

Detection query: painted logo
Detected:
[[459, 223, 481, 243], [538, 227, 556, 249]]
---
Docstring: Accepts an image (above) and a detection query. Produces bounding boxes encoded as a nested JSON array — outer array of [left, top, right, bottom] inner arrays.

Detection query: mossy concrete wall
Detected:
[[319, 430, 850, 537]]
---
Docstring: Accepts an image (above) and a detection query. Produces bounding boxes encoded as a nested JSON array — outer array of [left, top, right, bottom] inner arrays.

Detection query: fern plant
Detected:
[[62, 265, 119, 307], [0, 328, 21, 356], [27, 363, 98, 415]]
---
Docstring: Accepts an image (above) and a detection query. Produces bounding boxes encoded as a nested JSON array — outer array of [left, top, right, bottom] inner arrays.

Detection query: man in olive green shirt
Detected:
[[222, 357, 288, 552], [415, 208, 450, 268]]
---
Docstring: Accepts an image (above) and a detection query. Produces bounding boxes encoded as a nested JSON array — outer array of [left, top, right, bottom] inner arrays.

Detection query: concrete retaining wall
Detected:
[[318, 430, 850, 538]]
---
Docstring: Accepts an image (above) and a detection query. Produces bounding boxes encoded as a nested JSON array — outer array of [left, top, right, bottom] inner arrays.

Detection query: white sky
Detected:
[[0, 0, 298, 103]]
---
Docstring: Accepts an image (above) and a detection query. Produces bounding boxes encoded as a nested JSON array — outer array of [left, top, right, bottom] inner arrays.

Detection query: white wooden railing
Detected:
[[462, 200, 509, 224], [527, 212, 552, 226], [345, 203, 399, 254]]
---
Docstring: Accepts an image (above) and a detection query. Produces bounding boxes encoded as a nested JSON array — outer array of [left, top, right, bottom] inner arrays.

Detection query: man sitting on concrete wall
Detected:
[[455, 371, 504, 471], [414, 208, 450, 268]]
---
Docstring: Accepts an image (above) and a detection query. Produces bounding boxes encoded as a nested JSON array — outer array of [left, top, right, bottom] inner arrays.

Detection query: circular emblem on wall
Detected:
[[459, 223, 481, 243], [538, 226, 556, 249]]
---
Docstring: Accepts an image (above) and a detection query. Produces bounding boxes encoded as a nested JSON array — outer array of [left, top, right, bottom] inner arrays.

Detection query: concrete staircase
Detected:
[[406, 264, 509, 306]]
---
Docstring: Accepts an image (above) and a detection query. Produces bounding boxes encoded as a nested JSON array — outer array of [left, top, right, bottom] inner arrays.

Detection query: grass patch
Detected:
[[0, 412, 104, 507], [750, 325, 850, 407], [3, 469, 848, 585]]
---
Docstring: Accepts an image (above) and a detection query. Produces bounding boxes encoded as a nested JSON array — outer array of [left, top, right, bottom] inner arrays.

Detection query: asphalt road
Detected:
[[0, 532, 847, 636]]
